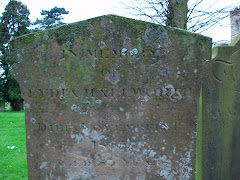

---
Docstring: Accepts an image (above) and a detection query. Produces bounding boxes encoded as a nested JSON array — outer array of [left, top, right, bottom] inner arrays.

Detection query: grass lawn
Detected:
[[0, 111, 28, 180]]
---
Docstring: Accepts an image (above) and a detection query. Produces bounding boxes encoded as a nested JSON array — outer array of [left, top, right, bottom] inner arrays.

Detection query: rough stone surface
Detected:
[[10, 15, 212, 179], [200, 35, 240, 179], [230, 8, 240, 41], [0, 100, 5, 112]]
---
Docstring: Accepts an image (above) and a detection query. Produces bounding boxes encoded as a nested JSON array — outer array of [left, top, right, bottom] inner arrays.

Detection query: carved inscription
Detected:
[[36, 122, 176, 134], [212, 60, 236, 83], [50, 156, 165, 170], [212, 48, 240, 84], [61, 48, 161, 59], [10, 14, 212, 179], [24, 86, 193, 101]]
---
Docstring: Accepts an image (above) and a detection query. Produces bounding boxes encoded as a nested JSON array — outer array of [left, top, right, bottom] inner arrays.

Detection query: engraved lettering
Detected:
[[87, 50, 92, 56], [131, 88, 141, 96], [28, 89, 32, 97], [146, 89, 155, 97], [117, 88, 125, 97], [37, 89, 44, 97], [91, 89, 94, 97], [112, 49, 118, 56], [27, 86, 192, 100], [92, 141, 96, 149], [38, 123, 46, 132], [188, 88, 192, 98], [101, 89, 109, 97], [94, 50, 97, 58]]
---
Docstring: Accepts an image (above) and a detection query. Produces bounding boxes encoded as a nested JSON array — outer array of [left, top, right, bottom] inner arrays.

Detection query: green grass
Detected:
[[0, 111, 28, 180]]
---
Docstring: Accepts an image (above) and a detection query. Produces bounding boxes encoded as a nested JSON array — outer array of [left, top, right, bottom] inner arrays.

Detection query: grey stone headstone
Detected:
[[200, 35, 240, 180], [10, 15, 211, 179]]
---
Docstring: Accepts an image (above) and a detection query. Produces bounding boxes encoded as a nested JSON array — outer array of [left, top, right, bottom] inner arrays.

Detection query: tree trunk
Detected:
[[11, 100, 22, 111], [166, 0, 188, 29], [0, 100, 5, 112]]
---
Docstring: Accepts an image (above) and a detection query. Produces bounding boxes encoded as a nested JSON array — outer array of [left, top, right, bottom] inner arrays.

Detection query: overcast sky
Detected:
[[0, 0, 239, 43]]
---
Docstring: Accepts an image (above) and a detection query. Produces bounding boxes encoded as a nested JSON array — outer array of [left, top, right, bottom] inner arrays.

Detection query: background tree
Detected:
[[121, 0, 235, 33], [0, 0, 30, 111], [33, 6, 69, 31]]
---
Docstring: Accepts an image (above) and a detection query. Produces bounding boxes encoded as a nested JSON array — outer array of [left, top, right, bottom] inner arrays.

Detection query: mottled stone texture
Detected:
[[10, 15, 211, 179], [0, 100, 5, 112], [201, 37, 240, 179]]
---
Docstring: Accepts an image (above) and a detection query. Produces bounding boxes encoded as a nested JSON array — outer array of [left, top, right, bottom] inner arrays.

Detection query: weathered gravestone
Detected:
[[0, 99, 5, 112], [10, 15, 211, 179], [200, 35, 240, 180]]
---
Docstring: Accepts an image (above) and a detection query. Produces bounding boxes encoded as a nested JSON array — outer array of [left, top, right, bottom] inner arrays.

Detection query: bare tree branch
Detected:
[[120, 0, 236, 34]]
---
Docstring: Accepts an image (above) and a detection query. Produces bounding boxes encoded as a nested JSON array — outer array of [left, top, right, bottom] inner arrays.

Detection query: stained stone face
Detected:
[[200, 35, 240, 180], [10, 15, 211, 179]]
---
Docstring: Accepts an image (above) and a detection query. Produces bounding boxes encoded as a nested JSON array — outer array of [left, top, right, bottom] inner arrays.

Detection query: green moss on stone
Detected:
[[230, 33, 240, 46], [196, 88, 203, 180]]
